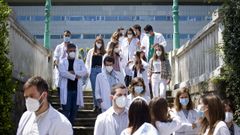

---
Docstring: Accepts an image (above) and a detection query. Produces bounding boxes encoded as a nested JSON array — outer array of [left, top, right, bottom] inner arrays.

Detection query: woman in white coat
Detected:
[[150, 97, 183, 135], [199, 95, 230, 135], [173, 87, 199, 135], [85, 36, 106, 111], [127, 77, 151, 106], [58, 43, 87, 124], [223, 99, 240, 135], [125, 50, 149, 89]]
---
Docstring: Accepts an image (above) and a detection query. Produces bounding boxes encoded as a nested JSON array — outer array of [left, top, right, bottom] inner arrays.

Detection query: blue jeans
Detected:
[[90, 67, 102, 107], [62, 90, 79, 125]]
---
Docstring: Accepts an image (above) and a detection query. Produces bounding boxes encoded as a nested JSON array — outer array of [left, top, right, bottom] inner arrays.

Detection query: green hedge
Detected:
[[0, 0, 15, 133], [222, 0, 240, 124]]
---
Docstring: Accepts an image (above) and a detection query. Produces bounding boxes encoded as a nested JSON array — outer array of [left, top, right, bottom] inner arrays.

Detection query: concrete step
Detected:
[[73, 126, 94, 135], [50, 95, 93, 104], [74, 117, 96, 126], [52, 102, 94, 110]]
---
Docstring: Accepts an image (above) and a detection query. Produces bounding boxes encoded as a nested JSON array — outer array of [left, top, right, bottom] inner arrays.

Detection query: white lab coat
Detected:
[[233, 123, 240, 135], [120, 37, 140, 68], [85, 48, 94, 74], [53, 42, 79, 87], [155, 111, 183, 135], [121, 123, 158, 135], [95, 70, 124, 111], [173, 109, 199, 135], [203, 121, 230, 135], [124, 61, 150, 96], [141, 32, 167, 59], [17, 105, 73, 135], [59, 58, 87, 107]]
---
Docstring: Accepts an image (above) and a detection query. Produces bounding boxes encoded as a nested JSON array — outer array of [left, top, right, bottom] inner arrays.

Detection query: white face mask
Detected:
[[69, 52, 76, 59], [105, 66, 113, 73], [128, 34, 133, 39], [156, 51, 162, 56], [146, 33, 151, 37], [114, 48, 120, 53], [119, 36, 124, 41], [115, 96, 127, 108], [134, 86, 144, 94], [96, 43, 102, 49], [225, 112, 233, 123], [64, 37, 70, 43], [25, 95, 43, 112]]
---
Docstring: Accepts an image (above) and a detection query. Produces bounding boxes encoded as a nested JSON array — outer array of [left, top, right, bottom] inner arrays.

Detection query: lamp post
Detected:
[[172, 0, 180, 49], [44, 0, 51, 49]]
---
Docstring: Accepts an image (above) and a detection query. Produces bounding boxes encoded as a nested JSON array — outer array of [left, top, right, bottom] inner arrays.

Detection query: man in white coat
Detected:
[[95, 56, 124, 112], [94, 83, 128, 135], [142, 24, 167, 61], [59, 43, 87, 124], [53, 30, 71, 93], [17, 76, 73, 135]]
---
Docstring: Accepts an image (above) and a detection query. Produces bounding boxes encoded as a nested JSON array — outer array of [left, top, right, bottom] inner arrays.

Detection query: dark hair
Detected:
[[128, 77, 146, 96], [64, 30, 71, 35], [107, 41, 120, 57], [67, 43, 76, 50], [93, 35, 106, 55], [152, 43, 166, 61], [133, 51, 145, 73], [150, 97, 172, 127], [117, 27, 124, 32], [124, 27, 136, 37], [133, 24, 141, 33], [200, 95, 225, 135], [222, 99, 235, 113], [103, 56, 115, 65], [174, 87, 194, 111], [23, 76, 49, 94], [128, 98, 150, 135], [111, 83, 126, 95], [144, 24, 153, 32]]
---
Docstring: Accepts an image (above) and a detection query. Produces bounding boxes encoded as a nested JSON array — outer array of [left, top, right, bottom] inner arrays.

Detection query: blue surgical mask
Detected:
[[197, 110, 204, 118], [64, 37, 70, 43], [134, 86, 143, 94], [179, 98, 189, 106]]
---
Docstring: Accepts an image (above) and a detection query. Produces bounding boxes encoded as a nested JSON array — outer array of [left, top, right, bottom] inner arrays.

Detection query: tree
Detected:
[[0, 0, 16, 133], [222, 0, 240, 124]]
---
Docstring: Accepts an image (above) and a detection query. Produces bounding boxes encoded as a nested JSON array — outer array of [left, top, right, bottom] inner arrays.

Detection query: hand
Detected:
[[192, 123, 197, 129]]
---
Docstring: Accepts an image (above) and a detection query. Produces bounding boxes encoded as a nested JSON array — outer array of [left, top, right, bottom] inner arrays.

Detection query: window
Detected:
[[83, 34, 96, 39], [104, 34, 112, 39], [31, 16, 45, 21], [51, 16, 65, 21], [118, 16, 133, 21], [69, 16, 83, 21], [105, 16, 118, 21], [51, 35, 61, 39], [71, 34, 81, 39], [155, 16, 167, 21], [17, 16, 30, 21], [34, 35, 44, 39], [180, 34, 188, 39], [139, 16, 155, 21], [179, 16, 188, 21], [84, 16, 96, 21]]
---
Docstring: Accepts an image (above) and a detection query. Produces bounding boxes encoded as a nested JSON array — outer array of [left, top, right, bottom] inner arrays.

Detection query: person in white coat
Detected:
[[200, 95, 230, 135], [121, 97, 158, 135], [222, 99, 240, 135], [149, 97, 183, 135], [59, 43, 87, 124], [127, 77, 151, 106], [85, 36, 106, 111], [53, 30, 76, 90], [94, 83, 129, 135], [143, 24, 167, 61], [173, 87, 199, 135], [17, 76, 73, 135], [148, 43, 171, 98], [95, 56, 124, 112]]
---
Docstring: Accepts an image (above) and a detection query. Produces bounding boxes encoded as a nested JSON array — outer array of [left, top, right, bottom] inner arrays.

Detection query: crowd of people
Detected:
[[16, 23, 240, 135]]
